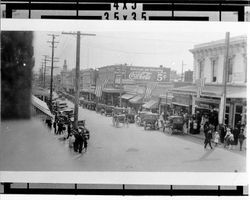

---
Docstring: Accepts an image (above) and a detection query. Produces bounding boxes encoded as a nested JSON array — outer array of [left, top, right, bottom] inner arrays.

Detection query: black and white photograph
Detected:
[[1, 19, 248, 178]]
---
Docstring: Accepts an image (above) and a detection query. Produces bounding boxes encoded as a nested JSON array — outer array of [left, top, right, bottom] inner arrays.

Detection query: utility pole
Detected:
[[40, 63, 44, 87], [222, 32, 230, 125], [42, 55, 50, 88], [48, 34, 59, 110], [119, 65, 123, 107], [62, 31, 96, 129]]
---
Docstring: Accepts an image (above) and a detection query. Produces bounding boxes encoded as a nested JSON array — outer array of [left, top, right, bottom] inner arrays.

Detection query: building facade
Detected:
[[172, 35, 247, 129], [184, 70, 193, 82]]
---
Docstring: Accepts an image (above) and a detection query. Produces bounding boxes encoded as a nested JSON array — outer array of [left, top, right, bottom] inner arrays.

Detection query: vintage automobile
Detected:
[[126, 113, 135, 123], [164, 115, 184, 135], [96, 103, 106, 114], [143, 113, 159, 130], [87, 101, 96, 110], [112, 107, 127, 127], [135, 111, 152, 126], [112, 114, 126, 127], [105, 105, 114, 116]]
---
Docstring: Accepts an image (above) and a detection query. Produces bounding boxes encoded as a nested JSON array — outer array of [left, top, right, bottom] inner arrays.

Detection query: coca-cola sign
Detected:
[[129, 71, 151, 80], [128, 67, 170, 82]]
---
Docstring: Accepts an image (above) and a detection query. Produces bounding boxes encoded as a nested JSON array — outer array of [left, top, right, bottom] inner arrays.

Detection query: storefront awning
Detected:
[[121, 93, 135, 100], [129, 95, 143, 104], [103, 88, 122, 93], [32, 95, 53, 118], [142, 100, 158, 109], [172, 102, 190, 107], [172, 84, 246, 99]]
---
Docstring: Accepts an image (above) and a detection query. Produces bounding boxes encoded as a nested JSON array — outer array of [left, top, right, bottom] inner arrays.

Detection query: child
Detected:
[[214, 131, 220, 147], [68, 134, 75, 148]]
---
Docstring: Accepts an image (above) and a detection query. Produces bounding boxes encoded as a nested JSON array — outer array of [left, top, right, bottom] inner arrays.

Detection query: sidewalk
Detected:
[[186, 131, 246, 156]]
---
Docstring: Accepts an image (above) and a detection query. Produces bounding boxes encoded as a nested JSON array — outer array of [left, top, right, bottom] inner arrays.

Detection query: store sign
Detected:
[[172, 96, 191, 106], [128, 67, 170, 82], [195, 100, 219, 109]]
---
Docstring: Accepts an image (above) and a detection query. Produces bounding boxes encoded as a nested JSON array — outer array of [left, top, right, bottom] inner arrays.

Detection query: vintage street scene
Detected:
[[0, 24, 247, 172]]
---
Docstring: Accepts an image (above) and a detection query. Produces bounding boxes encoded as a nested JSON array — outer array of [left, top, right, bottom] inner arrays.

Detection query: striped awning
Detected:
[[95, 79, 108, 97], [121, 93, 135, 100], [129, 95, 143, 104], [142, 100, 158, 109], [144, 82, 158, 100]]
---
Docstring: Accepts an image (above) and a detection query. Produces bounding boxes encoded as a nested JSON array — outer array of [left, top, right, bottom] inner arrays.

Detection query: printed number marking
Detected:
[[104, 12, 109, 20]]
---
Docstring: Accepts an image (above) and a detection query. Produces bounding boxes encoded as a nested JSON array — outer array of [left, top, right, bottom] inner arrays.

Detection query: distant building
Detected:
[[184, 70, 193, 82], [170, 70, 180, 82]]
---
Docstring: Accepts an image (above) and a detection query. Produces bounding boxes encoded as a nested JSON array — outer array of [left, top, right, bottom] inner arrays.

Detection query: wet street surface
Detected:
[[0, 101, 246, 172]]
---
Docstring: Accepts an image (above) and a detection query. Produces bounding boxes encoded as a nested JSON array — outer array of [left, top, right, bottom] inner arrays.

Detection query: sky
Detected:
[[33, 22, 248, 75]]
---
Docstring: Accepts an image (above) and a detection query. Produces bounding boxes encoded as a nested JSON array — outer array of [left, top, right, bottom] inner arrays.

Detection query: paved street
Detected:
[[0, 100, 246, 172]]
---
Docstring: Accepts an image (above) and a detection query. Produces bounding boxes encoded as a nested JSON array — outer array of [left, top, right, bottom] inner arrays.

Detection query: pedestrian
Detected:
[[193, 119, 198, 134], [219, 124, 226, 144], [57, 121, 63, 135], [67, 123, 72, 139], [204, 124, 213, 149], [53, 119, 57, 134], [188, 117, 193, 134], [73, 132, 81, 152], [224, 128, 231, 148], [159, 112, 164, 131], [228, 131, 234, 150], [68, 133, 75, 149], [82, 128, 89, 152], [47, 118, 52, 130], [238, 128, 246, 151], [232, 126, 240, 146], [214, 131, 220, 147], [78, 129, 84, 154]]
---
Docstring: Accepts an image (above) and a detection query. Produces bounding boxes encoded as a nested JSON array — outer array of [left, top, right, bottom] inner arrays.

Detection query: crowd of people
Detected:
[[46, 93, 246, 153], [157, 109, 246, 151], [44, 112, 89, 154]]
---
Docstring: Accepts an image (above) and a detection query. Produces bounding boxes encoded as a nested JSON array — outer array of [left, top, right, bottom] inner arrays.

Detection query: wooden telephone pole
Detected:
[[62, 31, 96, 129], [222, 32, 230, 125], [42, 55, 49, 88], [48, 34, 59, 109]]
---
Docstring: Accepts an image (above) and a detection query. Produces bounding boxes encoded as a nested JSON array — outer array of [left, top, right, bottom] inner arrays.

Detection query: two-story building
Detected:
[[172, 35, 247, 128]]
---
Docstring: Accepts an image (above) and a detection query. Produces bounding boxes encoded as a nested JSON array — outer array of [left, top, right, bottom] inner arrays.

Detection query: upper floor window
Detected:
[[227, 57, 234, 83], [211, 59, 217, 82], [198, 59, 204, 79]]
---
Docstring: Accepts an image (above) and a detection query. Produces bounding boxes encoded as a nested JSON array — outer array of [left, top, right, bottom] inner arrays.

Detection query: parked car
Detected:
[[96, 103, 106, 114], [105, 105, 114, 116], [165, 115, 184, 135], [143, 113, 159, 130], [136, 111, 152, 126]]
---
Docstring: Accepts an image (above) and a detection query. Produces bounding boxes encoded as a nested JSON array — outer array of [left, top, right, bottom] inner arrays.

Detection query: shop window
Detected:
[[225, 105, 230, 125], [235, 105, 243, 127]]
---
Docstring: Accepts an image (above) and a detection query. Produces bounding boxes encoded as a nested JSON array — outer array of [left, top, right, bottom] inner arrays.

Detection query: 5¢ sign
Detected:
[[104, 3, 147, 20]]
